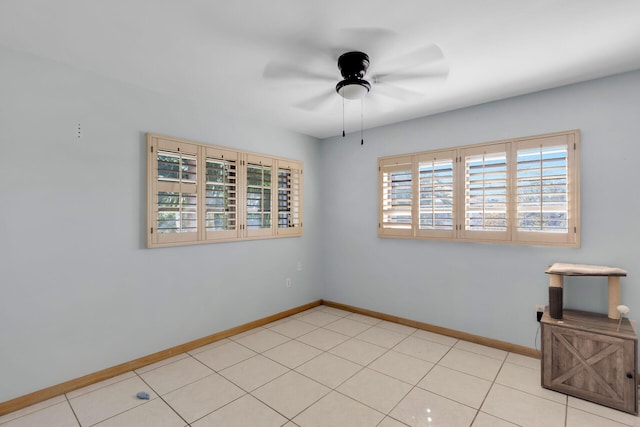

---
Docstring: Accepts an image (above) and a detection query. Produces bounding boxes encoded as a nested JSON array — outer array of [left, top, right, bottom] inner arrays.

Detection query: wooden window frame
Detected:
[[147, 134, 303, 248], [378, 130, 580, 247]]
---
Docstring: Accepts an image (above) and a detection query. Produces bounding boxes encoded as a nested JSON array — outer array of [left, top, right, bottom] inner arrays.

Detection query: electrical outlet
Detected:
[[535, 304, 544, 322], [285, 278, 292, 288], [535, 304, 544, 312]]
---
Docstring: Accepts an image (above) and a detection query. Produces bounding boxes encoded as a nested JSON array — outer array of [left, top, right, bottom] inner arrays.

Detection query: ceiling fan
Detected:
[[335, 51, 372, 99], [263, 29, 449, 139]]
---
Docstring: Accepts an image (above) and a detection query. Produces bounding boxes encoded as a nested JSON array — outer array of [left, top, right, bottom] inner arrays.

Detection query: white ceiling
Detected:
[[2, 0, 640, 139]]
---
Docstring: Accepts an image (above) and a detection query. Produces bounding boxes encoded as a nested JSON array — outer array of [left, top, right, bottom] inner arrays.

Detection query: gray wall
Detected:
[[0, 46, 321, 402], [318, 70, 640, 349], [2, 42, 639, 404]]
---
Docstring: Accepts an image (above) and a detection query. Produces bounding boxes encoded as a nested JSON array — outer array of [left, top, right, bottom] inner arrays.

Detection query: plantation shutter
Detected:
[[277, 160, 303, 236], [460, 143, 509, 241], [376, 130, 579, 246], [147, 134, 304, 247], [204, 147, 240, 241], [514, 133, 577, 244], [245, 154, 274, 238], [149, 137, 199, 245], [379, 156, 413, 237], [416, 151, 455, 239]]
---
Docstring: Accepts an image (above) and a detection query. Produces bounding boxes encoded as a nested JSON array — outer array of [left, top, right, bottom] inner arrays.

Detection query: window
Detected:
[[245, 155, 273, 238], [459, 144, 509, 242], [147, 134, 303, 248], [378, 130, 580, 247], [513, 134, 575, 245], [379, 156, 413, 237], [151, 139, 199, 245], [204, 146, 239, 241], [417, 151, 455, 239], [277, 160, 303, 235]]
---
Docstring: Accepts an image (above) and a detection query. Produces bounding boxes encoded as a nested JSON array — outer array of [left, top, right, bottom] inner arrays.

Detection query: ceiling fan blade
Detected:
[[373, 82, 426, 103], [295, 88, 337, 111], [373, 44, 447, 78], [391, 44, 444, 67], [263, 61, 335, 82], [373, 67, 449, 84]]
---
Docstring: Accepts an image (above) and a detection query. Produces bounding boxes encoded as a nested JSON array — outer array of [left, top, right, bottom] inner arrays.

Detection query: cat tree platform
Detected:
[[545, 262, 628, 319]]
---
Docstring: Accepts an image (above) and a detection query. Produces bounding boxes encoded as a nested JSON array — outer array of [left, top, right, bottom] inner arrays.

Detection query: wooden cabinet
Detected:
[[541, 309, 637, 414]]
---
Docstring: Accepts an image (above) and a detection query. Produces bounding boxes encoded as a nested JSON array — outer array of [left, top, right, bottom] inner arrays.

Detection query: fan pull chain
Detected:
[[360, 98, 364, 145], [342, 94, 346, 138]]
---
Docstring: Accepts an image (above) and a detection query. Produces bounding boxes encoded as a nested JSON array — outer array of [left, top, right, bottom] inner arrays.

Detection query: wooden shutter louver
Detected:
[[417, 151, 455, 238], [379, 156, 413, 237], [463, 146, 508, 240], [205, 147, 239, 241], [150, 138, 199, 245], [277, 160, 303, 235], [517, 145, 568, 233], [245, 155, 274, 237], [514, 133, 577, 245]]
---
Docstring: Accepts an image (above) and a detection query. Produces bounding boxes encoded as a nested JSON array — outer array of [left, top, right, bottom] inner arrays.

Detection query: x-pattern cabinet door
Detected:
[[541, 309, 637, 414]]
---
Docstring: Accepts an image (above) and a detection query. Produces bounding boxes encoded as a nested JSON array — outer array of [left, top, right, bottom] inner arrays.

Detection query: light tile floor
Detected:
[[2, 305, 640, 426]]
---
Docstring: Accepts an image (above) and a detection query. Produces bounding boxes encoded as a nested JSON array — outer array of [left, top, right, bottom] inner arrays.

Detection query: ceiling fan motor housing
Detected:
[[336, 51, 371, 99]]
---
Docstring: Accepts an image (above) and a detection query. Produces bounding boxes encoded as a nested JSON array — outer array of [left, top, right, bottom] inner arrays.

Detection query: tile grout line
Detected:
[[309, 322, 455, 425], [65, 373, 159, 427], [339, 320, 486, 423], [134, 370, 191, 427], [202, 336, 305, 424], [62, 395, 82, 427], [467, 352, 509, 427], [380, 339, 457, 426], [186, 393, 248, 426], [213, 312, 365, 425], [257, 314, 384, 423], [247, 372, 329, 424], [135, 353, 219, 397]]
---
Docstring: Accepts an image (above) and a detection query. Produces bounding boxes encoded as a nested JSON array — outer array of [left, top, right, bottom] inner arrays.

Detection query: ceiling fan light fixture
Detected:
[[336, 51, 371, 99], [336, 78, 371, 99]]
